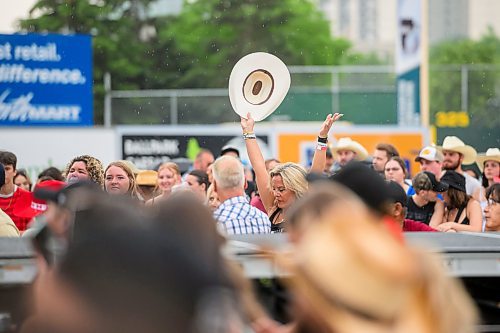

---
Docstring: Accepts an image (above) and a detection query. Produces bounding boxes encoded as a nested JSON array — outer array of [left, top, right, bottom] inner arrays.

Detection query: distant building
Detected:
[[318, 0, 500, 59]]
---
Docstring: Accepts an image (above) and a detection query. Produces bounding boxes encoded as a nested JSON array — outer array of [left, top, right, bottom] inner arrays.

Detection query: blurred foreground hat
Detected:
[[15, 180, 66, 219], [34, 180, 101, 210], [387, 181, 408, 207], [441, 171, 466, 193], [330, 137, 368, 161], [438, 136, 477, 164], [476, 148, 500, 170], [229, 52, 291, 121], [136, 170, 157, 186], [415, 146, 443, 163], [276, 199, 417, 330], [330, 162, 391, 214]]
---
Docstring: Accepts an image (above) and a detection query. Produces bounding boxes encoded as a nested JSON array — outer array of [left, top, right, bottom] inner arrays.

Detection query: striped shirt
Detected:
[[214, 196, 271, 235]]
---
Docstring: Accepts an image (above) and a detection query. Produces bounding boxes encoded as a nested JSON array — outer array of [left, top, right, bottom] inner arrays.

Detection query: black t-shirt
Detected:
[[406, 196, 436, 225]]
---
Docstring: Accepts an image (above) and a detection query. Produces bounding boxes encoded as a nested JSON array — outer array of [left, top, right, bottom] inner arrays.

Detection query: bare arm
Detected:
[[241, 113, 274, 212], [436, 200, 483, 232], [429, 200, 445, 228], [464, 199, 483, 231], [310, 113, 343, 174]]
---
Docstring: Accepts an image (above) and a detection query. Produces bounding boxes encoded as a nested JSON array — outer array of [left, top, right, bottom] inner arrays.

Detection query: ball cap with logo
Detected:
[[229, 52, 291, 121], [438, 136, 477, 165], [415, 146, 443, 163], [14, 180, 66, 219]]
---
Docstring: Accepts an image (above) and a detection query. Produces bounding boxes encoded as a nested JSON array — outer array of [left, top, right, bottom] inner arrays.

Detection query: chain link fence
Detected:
[[105, 65, 500, 130]]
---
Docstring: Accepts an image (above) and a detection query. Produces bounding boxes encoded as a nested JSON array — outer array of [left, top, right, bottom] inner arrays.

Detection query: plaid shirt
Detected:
[[214, 196, 271, 235]]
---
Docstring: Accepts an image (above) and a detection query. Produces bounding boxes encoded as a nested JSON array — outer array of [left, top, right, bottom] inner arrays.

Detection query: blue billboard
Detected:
[[0, 33, 93, 126]]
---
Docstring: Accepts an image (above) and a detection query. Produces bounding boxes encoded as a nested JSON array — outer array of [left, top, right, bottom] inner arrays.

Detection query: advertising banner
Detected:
[[396, 0, 422, 126], [278, 130, 425, 177], [0, 33, 93, 126], [122, 134, 269, 170]]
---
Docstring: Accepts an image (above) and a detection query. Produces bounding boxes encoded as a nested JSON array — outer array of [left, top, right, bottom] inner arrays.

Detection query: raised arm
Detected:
[[241, 113, 274, 212], [310, 113, 343, 174]]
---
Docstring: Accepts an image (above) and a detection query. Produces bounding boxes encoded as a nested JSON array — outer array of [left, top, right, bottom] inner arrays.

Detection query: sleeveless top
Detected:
[[269, 208, 286, 233], [405, 197, 436, 225], [454, 205, 470, 225]]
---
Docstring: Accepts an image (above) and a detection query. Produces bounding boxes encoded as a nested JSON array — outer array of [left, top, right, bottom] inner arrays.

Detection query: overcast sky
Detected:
[[0, 0, 37, 33]]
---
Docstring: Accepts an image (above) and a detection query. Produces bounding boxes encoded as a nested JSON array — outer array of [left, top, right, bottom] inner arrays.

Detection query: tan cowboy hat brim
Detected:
[[476, 148, 500, 171], [229, 52, 291, 122], [438, 145, 477, 165], [438, 136, 477, 165], [331, 142, 369, 161]]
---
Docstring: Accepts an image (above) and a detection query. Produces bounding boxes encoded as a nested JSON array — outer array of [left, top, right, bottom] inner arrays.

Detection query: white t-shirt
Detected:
[[463, 172, 481, 196]]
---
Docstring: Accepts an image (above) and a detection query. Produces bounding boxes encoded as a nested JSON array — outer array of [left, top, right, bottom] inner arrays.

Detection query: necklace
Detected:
[[1, 195, 14, 211]]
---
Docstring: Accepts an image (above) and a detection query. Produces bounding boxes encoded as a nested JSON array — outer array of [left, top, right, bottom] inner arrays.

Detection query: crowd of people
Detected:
[[0, 112, 498, 332]]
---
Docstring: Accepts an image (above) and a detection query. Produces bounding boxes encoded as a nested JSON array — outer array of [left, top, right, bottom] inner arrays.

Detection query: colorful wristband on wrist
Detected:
[[317, 136, 328, 144], [243, 132, 256, 140], [316, 142, 328, 150]]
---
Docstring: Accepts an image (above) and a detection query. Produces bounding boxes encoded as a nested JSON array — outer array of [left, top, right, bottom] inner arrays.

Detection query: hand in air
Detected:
[[241, 112, 255, 133], [319, 113, 343, 138]]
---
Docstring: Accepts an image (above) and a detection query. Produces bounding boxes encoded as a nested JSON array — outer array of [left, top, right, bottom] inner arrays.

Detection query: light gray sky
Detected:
[[0, 0, 37, 33]]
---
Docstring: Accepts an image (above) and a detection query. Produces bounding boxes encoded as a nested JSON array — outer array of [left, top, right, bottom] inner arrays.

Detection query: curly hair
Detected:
[[65, 155, 105, 187]]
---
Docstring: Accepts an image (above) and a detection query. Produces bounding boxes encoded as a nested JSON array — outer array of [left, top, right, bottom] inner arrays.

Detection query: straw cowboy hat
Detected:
[[438, 136, 477, 164], [477, 148, 500, 170], [229, 52, 291, 121], [330, 137, 369, 161]]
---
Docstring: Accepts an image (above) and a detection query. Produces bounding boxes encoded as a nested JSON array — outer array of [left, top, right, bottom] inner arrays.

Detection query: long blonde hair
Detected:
[[269, 162, 308, 200]]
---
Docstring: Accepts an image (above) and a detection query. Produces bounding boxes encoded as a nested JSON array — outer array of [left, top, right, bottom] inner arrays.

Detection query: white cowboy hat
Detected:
[[438, 136, 477, 165], [477, 148, 500, 170], [330, 137, 369, 161], [229, 52, 291, 121]]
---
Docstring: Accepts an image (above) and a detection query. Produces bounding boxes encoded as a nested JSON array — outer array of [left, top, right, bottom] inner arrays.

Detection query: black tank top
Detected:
[[454, 206, 470, 225], [405, 196, 436, 225], [269, 208, 286, 233]]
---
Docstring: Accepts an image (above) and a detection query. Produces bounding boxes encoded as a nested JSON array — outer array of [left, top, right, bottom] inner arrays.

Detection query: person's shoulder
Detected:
[[467, 197, 481, 209], [464, 173, 481, 185]]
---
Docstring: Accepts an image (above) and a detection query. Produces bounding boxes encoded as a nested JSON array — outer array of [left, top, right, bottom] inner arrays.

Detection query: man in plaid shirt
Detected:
[[212, 156, 271, 235]]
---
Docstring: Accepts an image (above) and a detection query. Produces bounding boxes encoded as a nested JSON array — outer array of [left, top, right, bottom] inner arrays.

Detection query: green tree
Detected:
[[158, 0, 356, 88], [430, 30, 500, 128], [19, 0, 164, 124]]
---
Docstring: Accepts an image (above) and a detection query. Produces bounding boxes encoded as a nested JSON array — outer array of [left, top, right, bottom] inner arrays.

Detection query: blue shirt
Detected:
[[214, 196, 271, 235]]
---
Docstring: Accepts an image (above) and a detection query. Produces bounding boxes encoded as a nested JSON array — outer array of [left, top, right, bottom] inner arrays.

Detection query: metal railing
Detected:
[[103, 64, 500, 127]]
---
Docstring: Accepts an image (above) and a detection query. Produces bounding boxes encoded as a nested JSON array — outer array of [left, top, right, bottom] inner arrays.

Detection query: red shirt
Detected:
[[250, 196, 267, 214], [383, 216, 405, 243], [0, 187, 32, 231], [403, 219, 438, 232]]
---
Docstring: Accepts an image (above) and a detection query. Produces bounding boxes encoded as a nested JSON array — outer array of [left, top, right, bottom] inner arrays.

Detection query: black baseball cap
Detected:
[[386, 181, 407, 207], [220, 145, 240, 157], [329, 161, 392, 215], [440, 171, 466, 193], [413, 171, 448, 193]]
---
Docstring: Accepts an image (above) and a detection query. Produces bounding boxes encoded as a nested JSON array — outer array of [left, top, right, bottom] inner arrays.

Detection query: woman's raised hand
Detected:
[[319, 112, 343, 138], [241, 112, 255, 134]]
